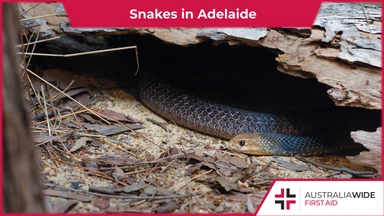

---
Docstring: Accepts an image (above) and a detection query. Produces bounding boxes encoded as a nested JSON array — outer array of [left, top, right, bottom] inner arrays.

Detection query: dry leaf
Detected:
[[144, 152, 155, 162], [154, 201, 179, 213], [43, 189, 92, 202], [272, 158, 309, 172], [90, 139, 103, 148], [93, 196, 110, 210], [187, 162, 204, 175], [69, 137, 93, 152], [226, 155, 248, 168], [187, 154, 217, 171], [217, 167, 234, 176], [142, 186, 172, 196], [82, 122, 144, 136], [216, 177, 237, 192], [75, 93, 92, 107], [50, 198, 78, 213], [112, 167, 125, 180], [63, 93, 92, 110], [85, 161, 99, 169], [56, 87, 89, 100], [233, 186, 256, 193], [123, 182, 148, 193], [247, 197, 256, 213], [78, 113, 97, 124], [41, 69, 89, 89], [222, 194, 249, 202], [98, 110, 142, 123], [89, 186, 115, 194], [33, 131, 72, 143]]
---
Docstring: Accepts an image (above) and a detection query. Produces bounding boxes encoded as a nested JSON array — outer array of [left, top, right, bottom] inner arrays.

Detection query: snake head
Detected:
[[227, 133, 274, 155]]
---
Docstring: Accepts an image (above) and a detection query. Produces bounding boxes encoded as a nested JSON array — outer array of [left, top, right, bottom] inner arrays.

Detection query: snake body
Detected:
[[138, 75, 366, 156]]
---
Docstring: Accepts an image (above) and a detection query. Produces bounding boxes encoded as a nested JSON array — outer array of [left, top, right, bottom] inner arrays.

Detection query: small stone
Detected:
[[71, 181, 80, 189]]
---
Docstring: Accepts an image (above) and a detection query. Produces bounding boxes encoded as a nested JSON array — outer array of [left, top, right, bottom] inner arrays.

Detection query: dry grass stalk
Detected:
[[170, 170, 213, 191], [101, 138, 140, 158], [18, 3, 42, 16], [40, 85, 52, 135], [37, 109, 88, 124], [17, 46, 138, 57], [15, 36, 60, 47], [20, 11, 67, 22]]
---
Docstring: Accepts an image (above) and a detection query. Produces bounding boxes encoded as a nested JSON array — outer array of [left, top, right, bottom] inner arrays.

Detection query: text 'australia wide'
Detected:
[[305, 191, 376, 199]]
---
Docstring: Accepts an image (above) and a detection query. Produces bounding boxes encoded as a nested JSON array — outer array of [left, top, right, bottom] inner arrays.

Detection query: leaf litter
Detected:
[[29, 65, 375, 212], [27, 65, 376, 213]]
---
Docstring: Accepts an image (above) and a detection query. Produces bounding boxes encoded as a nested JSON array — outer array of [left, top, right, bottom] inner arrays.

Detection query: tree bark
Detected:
[[2, 3, 44, 212]]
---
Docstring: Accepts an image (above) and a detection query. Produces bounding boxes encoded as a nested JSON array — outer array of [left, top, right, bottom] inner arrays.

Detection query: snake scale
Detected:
[[138, 75, 366, 156]]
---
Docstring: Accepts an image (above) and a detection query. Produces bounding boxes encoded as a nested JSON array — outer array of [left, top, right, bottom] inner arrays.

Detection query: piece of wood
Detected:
[[349, 127, 382, 174], [23, 3, 381, 109], [2, 3, 44, 213]]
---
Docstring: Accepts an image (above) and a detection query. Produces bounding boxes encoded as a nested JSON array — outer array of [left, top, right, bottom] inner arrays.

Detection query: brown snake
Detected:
[[138, 75, 366, 156]]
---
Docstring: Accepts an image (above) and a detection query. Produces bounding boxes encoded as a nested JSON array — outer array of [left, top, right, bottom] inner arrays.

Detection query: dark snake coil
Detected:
[[138, 75, 366, 156]]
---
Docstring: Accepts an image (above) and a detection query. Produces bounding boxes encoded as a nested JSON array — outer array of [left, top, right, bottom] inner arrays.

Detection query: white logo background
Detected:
[[257, 181, 384, 216]]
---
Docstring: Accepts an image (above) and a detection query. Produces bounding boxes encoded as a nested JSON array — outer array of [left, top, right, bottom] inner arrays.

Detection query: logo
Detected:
[[275, 188, 296, 210]]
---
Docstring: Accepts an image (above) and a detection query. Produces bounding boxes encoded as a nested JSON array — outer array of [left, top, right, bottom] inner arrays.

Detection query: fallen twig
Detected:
[[99, 164, 150, 171], [88, 186, 115, 195], [41, 85, 51, 136], [16, 36, 60, 47], [252, 160, 273, 177], [101, 138, 139, 158], [31, 107, 70, 121], [20, 12, 67, 22], [43, 183, 195, 200], [18, 45, 136, 57], [42, 188, 92, 202], [146, 118, 171, 132], [137, 150, 195, 165], [124, 167, 162, 177], [18, 3, 42, 16], [37, 109, 88, 124], [82, 167, 128, 186], [294, 155, 376, 176], [171, 169, 213, 190]]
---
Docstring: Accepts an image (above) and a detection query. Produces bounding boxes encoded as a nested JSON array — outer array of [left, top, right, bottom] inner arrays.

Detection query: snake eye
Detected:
[[239, 140, 245, 146]]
